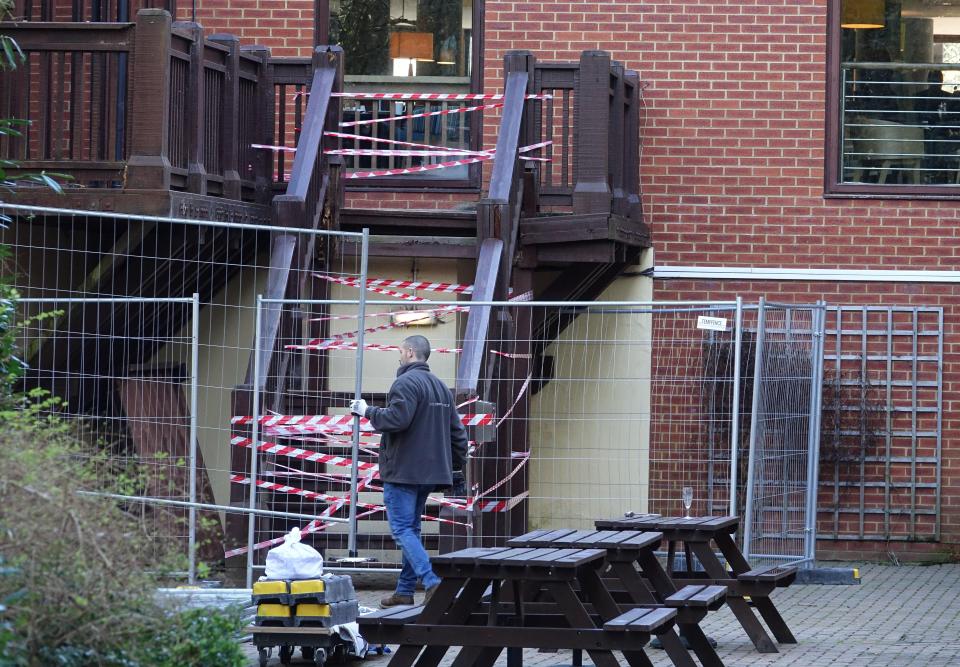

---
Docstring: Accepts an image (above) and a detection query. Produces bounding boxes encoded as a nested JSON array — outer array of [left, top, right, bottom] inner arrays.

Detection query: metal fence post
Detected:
[[347, 229, 370, 559], [246, 294, 264, 588], [742, 297, 767, 561], [188, 293, 200, 584], [729, 296, 744, 517], [803, 301, 826, 566]]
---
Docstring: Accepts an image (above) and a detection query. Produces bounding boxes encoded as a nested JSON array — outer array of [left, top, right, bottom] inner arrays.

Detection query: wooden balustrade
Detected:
[[1, 8, 272, 201], [11, 0, 176, 22], [528, 51, 642, 221], [0, 13, 640, 222]]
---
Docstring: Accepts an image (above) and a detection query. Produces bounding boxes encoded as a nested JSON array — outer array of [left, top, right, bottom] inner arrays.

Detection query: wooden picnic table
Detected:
[[507, 528, 727, 667], [595, 514, 798, 654], [358, 546, 680, 667]]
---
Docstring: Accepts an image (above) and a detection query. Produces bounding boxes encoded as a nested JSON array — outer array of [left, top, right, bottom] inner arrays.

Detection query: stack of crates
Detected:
[[253, 574, 359, 628]]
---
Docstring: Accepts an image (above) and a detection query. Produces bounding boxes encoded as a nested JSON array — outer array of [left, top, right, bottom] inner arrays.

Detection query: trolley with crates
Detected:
[[249, 574, 364, 666]]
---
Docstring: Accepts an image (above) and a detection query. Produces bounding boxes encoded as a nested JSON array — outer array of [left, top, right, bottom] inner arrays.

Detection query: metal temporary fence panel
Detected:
[[743, 301, 826, 568], [256, 296, 753, 570], [15, 295, 202, 580], [819, 305, 943, 543], [743, 300, 824, 566], [0, 204, 365, 585]]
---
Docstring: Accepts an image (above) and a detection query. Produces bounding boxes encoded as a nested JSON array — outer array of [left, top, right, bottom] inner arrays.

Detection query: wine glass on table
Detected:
[[682, 486, 694, 519]]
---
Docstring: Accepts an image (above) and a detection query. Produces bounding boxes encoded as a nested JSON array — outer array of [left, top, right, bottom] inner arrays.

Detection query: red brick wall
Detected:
[[193, 0, 314, 57], [193, 1, 960, 558], [481, 2, 960, 560]]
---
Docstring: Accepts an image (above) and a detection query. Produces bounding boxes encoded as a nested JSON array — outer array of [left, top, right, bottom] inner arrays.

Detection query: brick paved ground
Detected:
[[247, 562, 960, 666]]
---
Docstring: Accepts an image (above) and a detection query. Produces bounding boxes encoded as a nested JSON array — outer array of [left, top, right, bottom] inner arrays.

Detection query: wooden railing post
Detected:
[[572, 50, 612, 214], [624, 69, 643, 224], [176, 21, 207, 194], [211, 34, 242, 199], [242, 44, 274, 205], [126, 9, 172, 190], [609, 60, 627, 217]]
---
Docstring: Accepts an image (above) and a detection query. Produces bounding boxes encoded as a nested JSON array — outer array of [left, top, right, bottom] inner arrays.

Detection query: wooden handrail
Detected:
[[455, 58, 531, 399], [284, 61, 335, 200]]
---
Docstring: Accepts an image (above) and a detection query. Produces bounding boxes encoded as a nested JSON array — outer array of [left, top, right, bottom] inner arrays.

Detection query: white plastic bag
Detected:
[[264, 527, 324, 580]]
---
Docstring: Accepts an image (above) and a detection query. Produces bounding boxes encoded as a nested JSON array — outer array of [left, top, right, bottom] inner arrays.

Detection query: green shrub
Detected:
[[0, 417, 246, 667]]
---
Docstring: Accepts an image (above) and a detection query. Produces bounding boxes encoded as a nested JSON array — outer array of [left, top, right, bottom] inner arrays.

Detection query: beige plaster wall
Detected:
[[527, 256, 653, 530]]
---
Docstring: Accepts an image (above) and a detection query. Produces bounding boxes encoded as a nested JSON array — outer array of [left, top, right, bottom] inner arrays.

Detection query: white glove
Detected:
[[349, 399, 368, 417]]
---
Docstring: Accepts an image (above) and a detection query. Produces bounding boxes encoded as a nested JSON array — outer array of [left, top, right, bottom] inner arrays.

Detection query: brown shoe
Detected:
[[424, 584, 440, 605], [380, 593, 415, 609]]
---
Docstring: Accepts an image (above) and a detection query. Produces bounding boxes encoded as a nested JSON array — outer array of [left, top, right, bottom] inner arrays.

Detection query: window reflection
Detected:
[[330, 0, 473, 78], [841, 0, 960, 185]]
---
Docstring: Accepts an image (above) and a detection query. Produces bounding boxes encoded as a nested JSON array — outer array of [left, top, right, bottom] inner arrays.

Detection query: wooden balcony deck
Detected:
[[1, 9, 648, 253]]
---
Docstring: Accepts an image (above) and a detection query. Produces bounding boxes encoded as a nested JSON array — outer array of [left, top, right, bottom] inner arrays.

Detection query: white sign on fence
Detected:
[[696, 315, 728, 331]]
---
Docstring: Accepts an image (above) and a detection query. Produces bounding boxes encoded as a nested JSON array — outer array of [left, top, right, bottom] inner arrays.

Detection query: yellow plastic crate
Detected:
[[295, 603, 331, 618], [252, 580, 290, 605], [255, 603, 292, 627], [290, 579, 325, 596]]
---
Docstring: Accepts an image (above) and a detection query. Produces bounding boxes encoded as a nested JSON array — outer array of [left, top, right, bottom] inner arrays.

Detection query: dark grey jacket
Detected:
[[364, 361, 468, 486]]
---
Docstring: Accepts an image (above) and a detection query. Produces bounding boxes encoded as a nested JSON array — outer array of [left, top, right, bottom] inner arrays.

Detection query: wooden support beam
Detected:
[[125, 9, 172, 189], [211, 33, 242, 200], [177, 22, 207, 195], [624, 69, 643, 225], [455, 238, 502, 398], [242, 44, 274, 205], [572, 50, 612, 215], [609, 60, 627, 217]]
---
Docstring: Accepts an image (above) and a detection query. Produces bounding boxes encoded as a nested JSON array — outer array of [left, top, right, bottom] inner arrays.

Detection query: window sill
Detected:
[[344, 75, 471, 86], [825, 183, 960, 201]]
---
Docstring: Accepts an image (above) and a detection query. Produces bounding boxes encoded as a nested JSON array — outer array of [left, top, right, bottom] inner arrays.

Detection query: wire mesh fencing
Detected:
[[0, 203, 365, 582], [13, 295, 201, 574], [252, 296, 791, 569], [742, 301, 826, 567]]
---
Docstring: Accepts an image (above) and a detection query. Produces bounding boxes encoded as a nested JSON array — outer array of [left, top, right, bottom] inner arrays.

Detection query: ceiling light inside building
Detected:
[[842, 0, 885, 29], [391, 310, 438, 326]]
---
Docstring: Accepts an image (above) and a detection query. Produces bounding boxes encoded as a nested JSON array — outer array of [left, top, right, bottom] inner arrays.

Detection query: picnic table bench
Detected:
[[507, 528, 726, 667], [596, 514, 798, 653], [358, 546, 679, 667]]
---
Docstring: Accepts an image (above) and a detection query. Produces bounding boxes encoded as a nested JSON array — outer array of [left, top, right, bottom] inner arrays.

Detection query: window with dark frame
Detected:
[[319, 0, 483, 189], [827, 0, 960, 196]]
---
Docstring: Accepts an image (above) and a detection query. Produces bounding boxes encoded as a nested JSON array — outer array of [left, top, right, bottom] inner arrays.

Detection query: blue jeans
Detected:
[[383, 482, 442, 596]]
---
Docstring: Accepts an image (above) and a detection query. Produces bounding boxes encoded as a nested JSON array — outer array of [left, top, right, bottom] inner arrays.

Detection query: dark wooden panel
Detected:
[[340, 207, 475, 234], [343, 236, 477, 259]]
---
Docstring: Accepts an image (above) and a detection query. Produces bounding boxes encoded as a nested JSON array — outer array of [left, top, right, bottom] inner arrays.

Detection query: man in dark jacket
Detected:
[[350, 335, 468, 607]]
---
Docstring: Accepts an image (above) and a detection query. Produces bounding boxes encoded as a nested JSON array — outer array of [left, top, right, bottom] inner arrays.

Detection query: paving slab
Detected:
[[246, 563, 960, 666]]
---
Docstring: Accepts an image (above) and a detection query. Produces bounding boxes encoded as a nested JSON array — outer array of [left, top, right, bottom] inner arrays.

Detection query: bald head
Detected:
[[402, 335, 431, 361]]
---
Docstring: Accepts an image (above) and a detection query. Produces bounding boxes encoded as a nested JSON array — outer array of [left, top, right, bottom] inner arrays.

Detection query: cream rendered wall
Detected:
[[527, 259, 653, 530], [149, 265, 268, 515], [320, 257, 464, 556]]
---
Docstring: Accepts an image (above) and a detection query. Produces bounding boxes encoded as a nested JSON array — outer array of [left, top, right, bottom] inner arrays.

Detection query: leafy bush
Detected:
[[0, 412, 247, 667]]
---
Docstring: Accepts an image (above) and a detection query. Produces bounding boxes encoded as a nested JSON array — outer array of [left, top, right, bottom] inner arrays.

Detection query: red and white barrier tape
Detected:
[[494, 375, 533, 427], [475, 491, 528, 513], [323, 275, 475, 295], [252, 143, 296, 153], [230, 435, 380, 473], [230, 475, 471, 527], [339, 102, 502, 128], [329, 148, 491, 158], [347, 154, 493, 179], [291, 341, 462, 354], [234, 413, 373, 430], [331, 92, 550, 101], [314, 273, 434, 302], [271, 464, 474, 512], [324, 131, 473, 153], [233, 413, 494, 429], [225, 502, 374, 559], [308, 303, 466, 324], [470, 453, 530, 506]]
